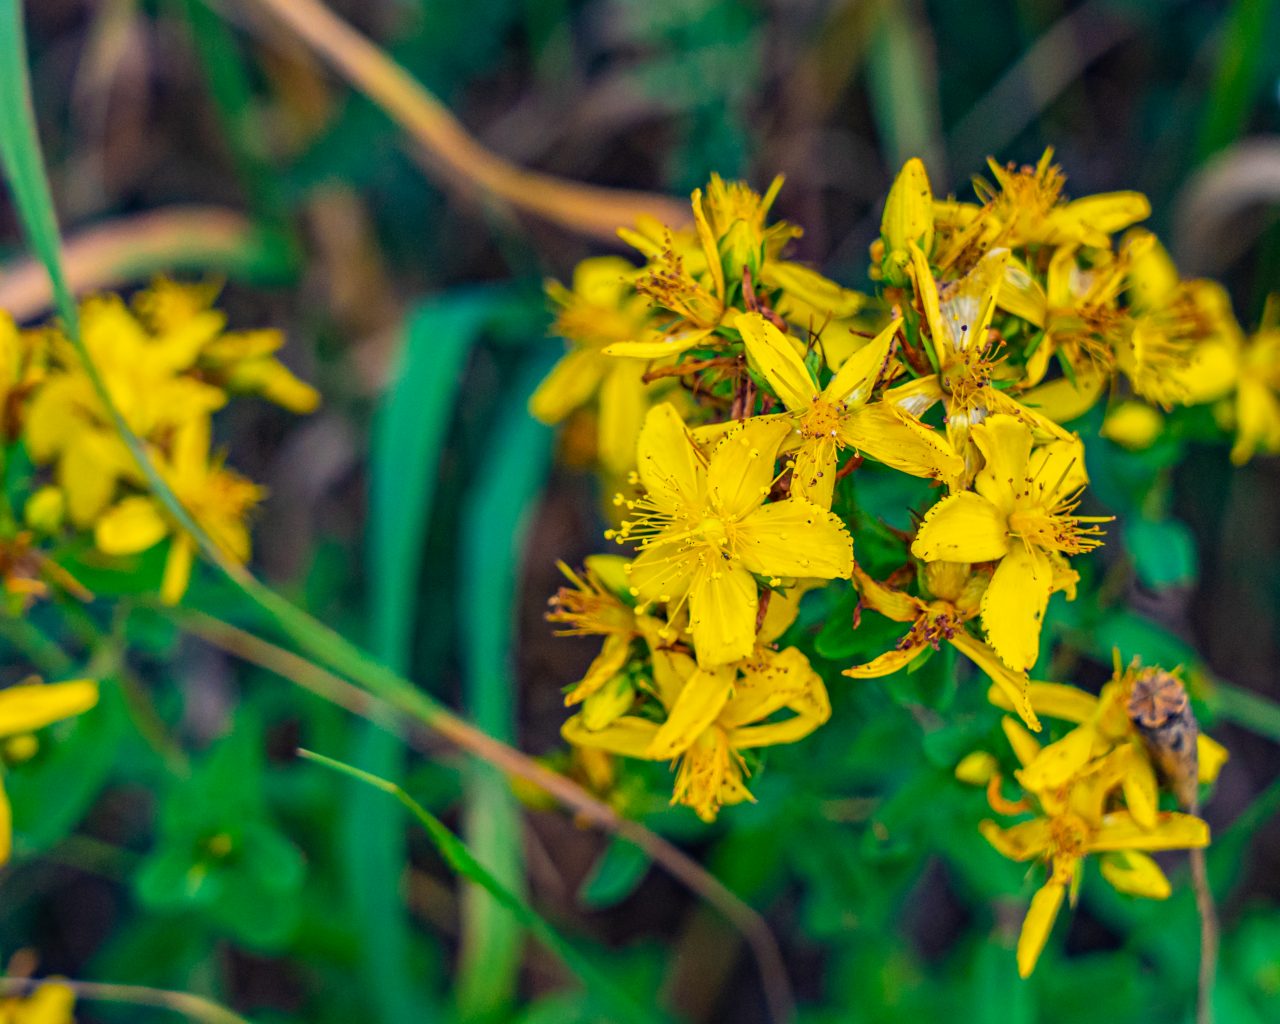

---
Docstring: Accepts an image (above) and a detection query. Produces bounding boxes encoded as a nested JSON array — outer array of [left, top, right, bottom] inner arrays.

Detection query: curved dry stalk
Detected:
[[222, 0, 689, 242], [175, 608, 795, 1024], [0, 206, 261, 322], [0, 977, 251, 1024]]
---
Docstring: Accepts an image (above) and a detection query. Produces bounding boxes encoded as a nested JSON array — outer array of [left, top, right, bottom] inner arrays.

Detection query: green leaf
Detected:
[[300, 749, 662, 1024], [1196, 0, 1279, 161], [348, 291, 499, 1024], [456, 357, 555, 1019], [1126, 518, 1197, 589], [578, 838, 652, 909]]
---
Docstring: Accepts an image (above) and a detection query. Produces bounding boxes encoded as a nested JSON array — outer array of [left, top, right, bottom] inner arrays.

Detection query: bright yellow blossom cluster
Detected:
[[537, 152, 1248, 973], [1, 278, 316, 605]]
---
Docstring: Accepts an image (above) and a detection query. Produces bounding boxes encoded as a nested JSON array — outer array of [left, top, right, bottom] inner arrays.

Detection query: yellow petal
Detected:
[[649, 647, 698, 711], [0, 679, 98, 738], [1002, 715, 1043, 769], [60, 431, 128, 527], [1101, 402, 1163, 451], [822, 317, 897, 407], [981, 544, 1051, 673], [1026, 436, 1090, 507], [851, 564, 922, 623], [840, 402, 963, 483], [1021, 369, 1107, 424], [1090, 811, 1209, 852], [1099, 850, 1171, 900], [764, 262, 867, 320], [1197, 734, 1229, 784], [95, 496, 169, 555], [1015, 724, 1095, 792], [628, 544, 697, 608], [707, 416, 790, 518], [911, 492, 1010, 563], [979, 818, 1049, 861], [645, 664, 735, 758], [636, 403, 707, 511], [1059, 192, 1151, 244], [1017, 880, 1066, 978], [603, 326, 715, 359], [528, 349, 603, 424], [842, 640, 925, 678], [882, 158, 934, 256], [884, 375, 944, 420], [581, 675, 637, 731], [999, 258, 1047, 327], [1122, 744, 1160, 830], [735, 312, 817, 413], [0, 782, 9, 866], [973, 414, 1032, 514], [565, 633, 633, 706], [562, 714, 659, 759], [788, 438, 838, 509], [955, 751, 999, 786], [692, 187, 726, 302], [160, 533, 197, 605], [736, 499, 853, 579], [597, 362, 647, 474], [949, 631, 1040, 731], [909, 244, 947, 366], [688, 563, 759, 667], [987, 681, 1097, 723]]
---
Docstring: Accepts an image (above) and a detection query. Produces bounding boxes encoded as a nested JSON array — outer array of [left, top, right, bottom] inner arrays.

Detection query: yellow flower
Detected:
[[563, 643, 830, 821], [880, 158, 935, 279], [843, 561, 1040, 729], [735, 312, 961, 505], [0, 678, 98, 865], [609, 404, 852, 666], [1229, 300, 1280, 464], [0, 312, 50, 439], [0, 981, 76, 1023], [94, 417, 262, 604], [1100, 401, 1163, 450], [980, 724, 1209, 977], [911, 415, 1108, 671]]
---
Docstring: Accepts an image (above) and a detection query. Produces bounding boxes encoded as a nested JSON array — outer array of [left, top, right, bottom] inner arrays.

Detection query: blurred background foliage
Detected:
[[1, 0, 1279, 1022]]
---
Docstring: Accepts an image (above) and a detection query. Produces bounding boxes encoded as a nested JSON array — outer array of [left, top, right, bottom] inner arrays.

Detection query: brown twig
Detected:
[[174, 608, 796, 1024], [224, 0, 689, 242], [642, 356, 738, 384]]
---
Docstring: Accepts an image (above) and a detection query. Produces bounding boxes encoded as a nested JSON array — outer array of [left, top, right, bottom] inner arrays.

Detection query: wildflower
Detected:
[[0, 678, 98, 864], [0, 981, 76, 1023], [981, 725, 1209, 976], [94, 417, 262, 604], [563, 643, 829, 821], [609, 404, 852, 665], [911, 414, 1108, 672], [843, 561, 1040, 729], [0, 312, 49, 439], [529, 257, 664, 473], [1227, 298, 1280, 464], [1100, 401, 1163, 450], [735, 312, 962, 505], [879, 158, 934, 281]]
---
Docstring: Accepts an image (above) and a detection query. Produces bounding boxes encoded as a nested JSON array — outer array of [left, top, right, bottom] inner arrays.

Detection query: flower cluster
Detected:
[[0, 279, 315, 861], [537, 152, 1252, 970]]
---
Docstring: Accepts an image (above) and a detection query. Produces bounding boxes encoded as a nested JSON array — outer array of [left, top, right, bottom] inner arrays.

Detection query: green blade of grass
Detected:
[[1196, 0, 1278, 162], [350, 291, 500, 1024], [455, 357, 555, 1020], [300, 749, 660, 1024], [865, 0, 946, 181]]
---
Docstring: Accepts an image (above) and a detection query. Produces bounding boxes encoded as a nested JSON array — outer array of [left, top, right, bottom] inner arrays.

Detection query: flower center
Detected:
[[800, 399, 843, 439]]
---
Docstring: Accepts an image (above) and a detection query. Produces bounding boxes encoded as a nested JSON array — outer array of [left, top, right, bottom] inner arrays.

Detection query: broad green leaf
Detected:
[[1126, 518, 1197, 590], [578, 837, 653, 910]]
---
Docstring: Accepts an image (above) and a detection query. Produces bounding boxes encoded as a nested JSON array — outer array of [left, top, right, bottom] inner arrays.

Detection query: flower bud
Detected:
[[881, 158, 934, 283]]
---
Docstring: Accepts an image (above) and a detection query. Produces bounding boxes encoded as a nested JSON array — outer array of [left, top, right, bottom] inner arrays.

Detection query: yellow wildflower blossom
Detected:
[[911, 415, 1108, 672], [563, 643, 829, 821], [1229, 299, 1280, 464], [94, 417, 262, 604], [0, 678, 98, 865], [843, 562, 1039, 729], [529, 257, 663, 473], [609, 404, 852, 666], [981, 728, 1208, 977], [735, 312, 962, 505], [879, 158, 935, 280]]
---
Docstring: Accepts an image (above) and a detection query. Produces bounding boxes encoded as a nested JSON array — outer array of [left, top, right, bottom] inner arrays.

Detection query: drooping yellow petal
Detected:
[[1122, 744, 1160, 830], [160, 533, 197, 605], [565, 633, 633, 706], [636, 403, 707, 511], [1056, 192, 1151, 246], [979, 818, 1050, 861], [707, 416, 790, 518], [528, 348, 604, 424], [950, 631, 1040, 731], [839, 402, 963, 483], [764, 262, 867, 321], [987, 681, 1097, 723], [94, 497, 169, 555], [688, 563, 759, 667], [735, 312, 817, 413], [912, 492, 1010, 563], [1001, 715, 1043, 768], [1089, 811, 1209, 852], [736, 499, 853, 579], [822, 317, 896, 407], [851, 564, 922, 623], [1017, 879, 1066, 978], [645, 664, 736, 758], [981, 543, 1051, 673], [1099, 850, 1171, 900], [603, 326, 716, 359], [842, 640, 925, 679], [0, 679, 98, 738], [563, 714, 660, 760]]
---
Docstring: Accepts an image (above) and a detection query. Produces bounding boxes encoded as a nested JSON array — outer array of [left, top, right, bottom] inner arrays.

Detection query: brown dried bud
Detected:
[[1127, 668, 1200, 809]]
